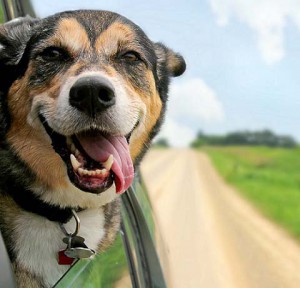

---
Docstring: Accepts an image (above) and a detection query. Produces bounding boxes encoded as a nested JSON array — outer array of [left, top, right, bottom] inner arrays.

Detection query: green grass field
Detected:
[[202, 146, 300, 240]]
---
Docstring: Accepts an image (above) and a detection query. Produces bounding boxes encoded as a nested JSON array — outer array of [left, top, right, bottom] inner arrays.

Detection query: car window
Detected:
[[0, 231, 17, 288], [132, 176, 155, 240], [131, 175, 169, 277], [54, 233, 131, 288], [122, 188, 167, 288]]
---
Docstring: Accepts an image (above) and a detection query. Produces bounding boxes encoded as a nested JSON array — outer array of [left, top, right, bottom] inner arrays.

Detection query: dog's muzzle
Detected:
[[69, 76, 115, 118]]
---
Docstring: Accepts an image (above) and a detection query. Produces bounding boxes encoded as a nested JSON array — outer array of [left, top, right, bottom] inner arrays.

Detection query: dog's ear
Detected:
[[0, 16, 38, 66], [154, 42, 186, 78]]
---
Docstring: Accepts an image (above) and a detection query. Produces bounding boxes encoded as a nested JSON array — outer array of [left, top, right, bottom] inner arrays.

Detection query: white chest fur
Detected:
[[13, 208, 105, 287]]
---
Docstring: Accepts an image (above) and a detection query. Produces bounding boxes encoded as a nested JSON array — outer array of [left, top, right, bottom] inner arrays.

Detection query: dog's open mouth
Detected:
[[39, 115, 134, 194]]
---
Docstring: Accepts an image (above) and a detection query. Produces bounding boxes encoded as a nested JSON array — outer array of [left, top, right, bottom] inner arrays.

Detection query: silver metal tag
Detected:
[[64, 247, 95, 259]]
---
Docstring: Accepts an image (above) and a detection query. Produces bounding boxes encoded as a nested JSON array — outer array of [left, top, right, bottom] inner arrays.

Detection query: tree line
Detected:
[[191, 130, 297, 148]]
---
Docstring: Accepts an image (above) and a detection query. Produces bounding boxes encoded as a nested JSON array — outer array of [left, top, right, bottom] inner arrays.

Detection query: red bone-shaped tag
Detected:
[[58, 249, 75, 265]]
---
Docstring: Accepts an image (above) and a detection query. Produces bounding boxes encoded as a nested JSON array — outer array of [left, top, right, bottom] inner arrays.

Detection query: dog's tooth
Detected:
[[96, 169, 101, 175], [91, 171, 96, 176], [103, 155, 114, 170], [70, 154, 81, 170], [75, 149, 80, 157], [101, 169, 107, 175], [83, 169, 89, 175], [78, 168, 84, 175]]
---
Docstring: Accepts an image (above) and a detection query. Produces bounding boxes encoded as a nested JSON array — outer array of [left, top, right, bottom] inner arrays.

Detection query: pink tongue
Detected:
[[77, 134, 134, 194]]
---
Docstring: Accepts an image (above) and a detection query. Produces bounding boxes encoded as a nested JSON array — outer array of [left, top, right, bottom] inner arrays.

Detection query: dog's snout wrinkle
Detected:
[[69, 76, 115, 117]]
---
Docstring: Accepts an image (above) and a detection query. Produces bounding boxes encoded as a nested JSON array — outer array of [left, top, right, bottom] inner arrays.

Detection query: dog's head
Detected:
[[0, 11, 185, 208]]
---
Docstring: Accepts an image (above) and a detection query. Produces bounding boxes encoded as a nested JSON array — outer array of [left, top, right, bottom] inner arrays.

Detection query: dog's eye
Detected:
[[39, 47, 68, 61], [121, 51, 141, 62]]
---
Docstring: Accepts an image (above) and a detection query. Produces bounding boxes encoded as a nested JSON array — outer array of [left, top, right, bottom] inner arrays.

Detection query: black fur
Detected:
[[0, 17, 38, 146], [9, 187, 74, 223]]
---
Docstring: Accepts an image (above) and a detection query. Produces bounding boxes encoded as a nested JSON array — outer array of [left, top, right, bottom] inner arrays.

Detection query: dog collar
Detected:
[[9, 186, 76, 223]]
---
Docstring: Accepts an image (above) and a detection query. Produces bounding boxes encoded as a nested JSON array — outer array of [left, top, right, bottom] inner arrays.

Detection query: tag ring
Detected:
[[60, 209, 81, 237], [70, 209, 80, 237]]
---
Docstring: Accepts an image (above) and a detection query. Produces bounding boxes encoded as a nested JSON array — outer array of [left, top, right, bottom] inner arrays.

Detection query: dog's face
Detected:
[[0, 11, 185, 208]]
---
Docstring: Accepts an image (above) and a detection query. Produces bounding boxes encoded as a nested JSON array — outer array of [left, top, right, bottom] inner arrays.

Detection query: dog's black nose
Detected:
[[69, 76, 115, 117]]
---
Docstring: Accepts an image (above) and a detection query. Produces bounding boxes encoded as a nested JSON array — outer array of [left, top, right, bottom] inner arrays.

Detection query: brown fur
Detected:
[[98, 198, 121, 252], [95, 22, 137, 54], [13, 264, 45, 288]]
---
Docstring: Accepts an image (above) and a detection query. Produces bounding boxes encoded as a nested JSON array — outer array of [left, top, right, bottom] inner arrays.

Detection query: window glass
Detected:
[[0, 4, 4, 23], [131, 176, 170, 281], [132, 177, 155, 239], [120, 201, 145, 288]]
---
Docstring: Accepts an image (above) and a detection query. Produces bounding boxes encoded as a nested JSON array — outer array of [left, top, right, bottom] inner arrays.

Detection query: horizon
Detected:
[[156, 127, 299, 147]]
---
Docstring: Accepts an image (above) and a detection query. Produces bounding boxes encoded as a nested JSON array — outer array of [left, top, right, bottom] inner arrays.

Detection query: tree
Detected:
[[155, 138, 170, 148]]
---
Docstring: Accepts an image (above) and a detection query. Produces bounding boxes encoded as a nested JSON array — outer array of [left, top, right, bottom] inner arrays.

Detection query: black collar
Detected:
[[10, 187, 74, 223]]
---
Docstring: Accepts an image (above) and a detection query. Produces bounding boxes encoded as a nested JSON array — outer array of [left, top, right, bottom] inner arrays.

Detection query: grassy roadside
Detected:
[[201, 146, 300, 240]]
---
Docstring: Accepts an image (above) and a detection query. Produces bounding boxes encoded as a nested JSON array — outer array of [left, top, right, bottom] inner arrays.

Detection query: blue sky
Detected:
[[32, 0, 300, 146]]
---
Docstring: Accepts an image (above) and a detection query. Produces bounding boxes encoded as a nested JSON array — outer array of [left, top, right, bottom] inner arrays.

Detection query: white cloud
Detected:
[[168, 78, 224, 122], [156, 78, 225, 147], [209, 0, 300, 64], [157, 118, 196, 147]]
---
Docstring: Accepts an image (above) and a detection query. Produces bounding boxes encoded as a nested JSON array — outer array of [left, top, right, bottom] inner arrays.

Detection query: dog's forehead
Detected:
[[55, 10, 122, 40], [33, 10, 152, 51]]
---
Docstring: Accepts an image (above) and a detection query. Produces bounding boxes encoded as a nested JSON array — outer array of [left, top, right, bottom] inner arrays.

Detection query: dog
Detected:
[[0, 10, 185, 287]]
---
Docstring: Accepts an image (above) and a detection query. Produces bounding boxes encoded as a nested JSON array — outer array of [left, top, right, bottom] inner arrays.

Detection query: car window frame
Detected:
[[121, 187, 167, 288]]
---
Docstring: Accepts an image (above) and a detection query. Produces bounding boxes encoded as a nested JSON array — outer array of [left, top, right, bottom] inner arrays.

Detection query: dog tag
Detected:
[[59, 210, 95, 262], [58, 249, 76, 265], [63, 235, 85, 246], [64, 247, 95, 259], [58, 235, 77, 265], [63, 235, 95, 259]]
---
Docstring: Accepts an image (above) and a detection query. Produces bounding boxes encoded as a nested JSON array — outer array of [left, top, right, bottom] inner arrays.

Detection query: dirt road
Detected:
[[141, 149, 300, 288]]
